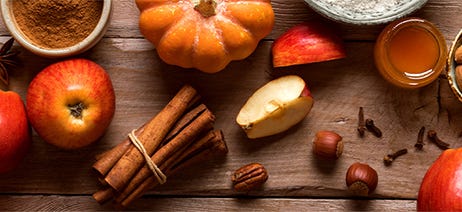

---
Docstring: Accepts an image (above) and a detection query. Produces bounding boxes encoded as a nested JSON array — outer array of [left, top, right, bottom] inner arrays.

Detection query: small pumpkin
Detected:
[[136, 0, 275, 73]]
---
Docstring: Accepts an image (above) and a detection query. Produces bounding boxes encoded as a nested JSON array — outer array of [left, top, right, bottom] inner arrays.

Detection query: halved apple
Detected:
[[236, 75, 314, 139]]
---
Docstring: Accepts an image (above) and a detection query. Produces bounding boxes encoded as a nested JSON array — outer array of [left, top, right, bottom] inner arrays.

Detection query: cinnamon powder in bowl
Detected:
[[0, 0, 112, 58]]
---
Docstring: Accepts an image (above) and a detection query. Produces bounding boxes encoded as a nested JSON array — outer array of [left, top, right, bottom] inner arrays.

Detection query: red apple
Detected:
[[26, 59, 115, 149], [272, 21, 346, 67], [417, 148, 462, 211], [0, 90, 31, 173]]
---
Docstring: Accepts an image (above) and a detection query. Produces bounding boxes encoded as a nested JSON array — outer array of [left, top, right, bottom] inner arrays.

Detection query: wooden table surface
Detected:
[[1, 0, 462, 211]]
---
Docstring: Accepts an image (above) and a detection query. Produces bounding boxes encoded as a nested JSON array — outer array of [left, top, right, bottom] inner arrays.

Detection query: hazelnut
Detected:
[[345, 162, 378, 196], [456, 65, 462, 89], [455, 45, 462, 64], [312, 130, 344, 160]]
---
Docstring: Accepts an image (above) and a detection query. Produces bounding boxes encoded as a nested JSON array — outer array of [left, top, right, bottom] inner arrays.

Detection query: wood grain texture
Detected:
[[0, 196, 416, 211], [0, 0, 461, 210]]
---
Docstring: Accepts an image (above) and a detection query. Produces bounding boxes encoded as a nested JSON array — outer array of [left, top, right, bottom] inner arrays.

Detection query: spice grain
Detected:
[[12, 0, 103, 49]]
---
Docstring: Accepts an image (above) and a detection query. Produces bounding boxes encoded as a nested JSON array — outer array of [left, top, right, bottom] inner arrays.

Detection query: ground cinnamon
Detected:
[[12, 0, 103, 49]]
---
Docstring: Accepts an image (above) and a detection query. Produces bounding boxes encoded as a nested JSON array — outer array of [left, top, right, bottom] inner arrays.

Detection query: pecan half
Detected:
[[231, 163, 268, 192]]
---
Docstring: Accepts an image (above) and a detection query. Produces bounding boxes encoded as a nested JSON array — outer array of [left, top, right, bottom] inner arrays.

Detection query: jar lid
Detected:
[[374, 17, 447, 88]]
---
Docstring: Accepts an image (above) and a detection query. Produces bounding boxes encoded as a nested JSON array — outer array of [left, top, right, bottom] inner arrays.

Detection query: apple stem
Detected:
[[68, 102, 86, 119], [193, 0, 216, 18]]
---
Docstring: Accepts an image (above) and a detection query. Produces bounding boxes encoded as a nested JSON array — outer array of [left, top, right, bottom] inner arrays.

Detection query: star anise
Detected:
[[0, 38, 19, 86]]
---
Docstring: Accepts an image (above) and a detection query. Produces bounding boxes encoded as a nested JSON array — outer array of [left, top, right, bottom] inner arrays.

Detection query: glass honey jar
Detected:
[[374, 17, 447, 88]]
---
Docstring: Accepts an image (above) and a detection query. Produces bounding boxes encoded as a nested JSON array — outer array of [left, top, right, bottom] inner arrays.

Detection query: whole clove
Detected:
[[414, 126, 425, 150], [365, 119, 382, 138], [427, 130, 450, 150], [357, 107, 366, 137], [384, 148, 408, 166]]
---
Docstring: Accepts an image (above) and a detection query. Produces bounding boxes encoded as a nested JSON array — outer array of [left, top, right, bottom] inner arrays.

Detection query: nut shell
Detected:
[[312, 130, 344, 160], [345, 162, 378, 196]]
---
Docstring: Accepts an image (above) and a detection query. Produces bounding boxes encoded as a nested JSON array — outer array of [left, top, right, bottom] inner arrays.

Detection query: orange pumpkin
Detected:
[[136, 0, 275, 73]]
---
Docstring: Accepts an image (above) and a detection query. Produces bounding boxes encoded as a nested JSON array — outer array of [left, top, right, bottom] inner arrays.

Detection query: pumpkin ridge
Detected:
[[225, 1, 274, 39], [191, 19, 230, 72], [137, 0, 274, 73]]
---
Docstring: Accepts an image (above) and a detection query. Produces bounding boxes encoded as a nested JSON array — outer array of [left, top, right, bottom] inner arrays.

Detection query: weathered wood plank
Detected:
[[0, 38, 460, 200], [0, 196, 417, 211], [0, 0, 462, 210]]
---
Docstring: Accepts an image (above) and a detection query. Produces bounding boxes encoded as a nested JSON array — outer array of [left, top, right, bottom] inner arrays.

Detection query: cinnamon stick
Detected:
[[118, 130, 227, 208], [92, 103, 211, 204], [93, 129, 141, 177], [92, 186, 114, 204], [112, 108, 215, 203], [163, 104, 207, 143], [104, 85, 199, 192], [93, 103, 206, 178]]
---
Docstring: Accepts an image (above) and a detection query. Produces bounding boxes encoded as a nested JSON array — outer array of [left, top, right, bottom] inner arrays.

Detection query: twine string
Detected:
[[128, 129, 167, 184]]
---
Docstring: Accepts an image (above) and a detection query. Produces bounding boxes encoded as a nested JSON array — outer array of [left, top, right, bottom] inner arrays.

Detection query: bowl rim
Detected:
[[304, 0, 429, 25], [447, 29, 462, 102], [0, 0, 112, 58]]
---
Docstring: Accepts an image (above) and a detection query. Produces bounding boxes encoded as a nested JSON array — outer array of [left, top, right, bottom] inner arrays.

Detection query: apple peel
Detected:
[[417, 148, 462, 211], [272, 21, 346, 68], [236, 75, 314, 139]]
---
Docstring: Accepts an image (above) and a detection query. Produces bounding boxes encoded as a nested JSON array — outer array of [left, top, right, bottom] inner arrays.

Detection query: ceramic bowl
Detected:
[[0, 0, 112, 58], [447, 29, 462, 102], [304, 0, 429, 25]]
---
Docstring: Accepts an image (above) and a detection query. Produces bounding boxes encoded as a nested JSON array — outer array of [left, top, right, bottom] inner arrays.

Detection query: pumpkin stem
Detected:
[[194, 0, 217, 18]]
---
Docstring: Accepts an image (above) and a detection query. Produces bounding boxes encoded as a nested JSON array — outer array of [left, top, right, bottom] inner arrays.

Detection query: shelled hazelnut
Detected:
[[345, 162, 378, 196], [456, 66, 462, 88], [312, 130, 344, 160], [455, 45, 462, 64]]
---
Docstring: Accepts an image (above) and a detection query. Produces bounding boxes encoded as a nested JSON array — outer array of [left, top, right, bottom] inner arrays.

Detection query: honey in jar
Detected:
[[374, 17, 447, 88]]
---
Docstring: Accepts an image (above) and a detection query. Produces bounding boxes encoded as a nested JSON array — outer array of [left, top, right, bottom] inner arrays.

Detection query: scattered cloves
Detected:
[[427, 130, 450, 150], [384, 148, 408, 166], [357, 107, 366, 137], [365, 119, 382, 138], [414, 126, 425, 150]]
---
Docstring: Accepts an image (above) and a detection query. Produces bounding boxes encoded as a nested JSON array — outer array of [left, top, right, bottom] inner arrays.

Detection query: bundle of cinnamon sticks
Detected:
[[92, 85, 228, 208]]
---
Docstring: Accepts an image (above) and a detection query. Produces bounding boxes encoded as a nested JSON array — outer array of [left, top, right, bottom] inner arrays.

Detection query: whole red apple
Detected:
[[26, 59, 115, 149], [417, 148, 462, 211], [0, 90, 31, 173], [272, 21, 346, 68]]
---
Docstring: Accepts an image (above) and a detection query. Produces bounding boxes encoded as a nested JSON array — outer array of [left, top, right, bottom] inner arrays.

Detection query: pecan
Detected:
[[231, 163, 268, 192]]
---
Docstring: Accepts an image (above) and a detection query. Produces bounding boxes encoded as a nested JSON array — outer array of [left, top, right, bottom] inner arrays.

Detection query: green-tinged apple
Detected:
[[236, 75, 314, 139], [26, 59, 115, 149], [417, 148, 462, 211], [0, 90, 31, 173], [272, 21, 346, 68]]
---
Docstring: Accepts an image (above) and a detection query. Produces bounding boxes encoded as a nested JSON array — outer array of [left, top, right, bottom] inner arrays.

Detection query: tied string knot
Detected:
[[128, 130, 167, 184]]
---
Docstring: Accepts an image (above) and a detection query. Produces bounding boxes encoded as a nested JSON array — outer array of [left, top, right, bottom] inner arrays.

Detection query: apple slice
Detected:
[[236, 75, 314, 139], [272, 21, 346, 68]]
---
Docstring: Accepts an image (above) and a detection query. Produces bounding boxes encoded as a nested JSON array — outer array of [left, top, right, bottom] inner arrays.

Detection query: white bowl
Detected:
[[304, 0, 428, 25], [0, 0, 112, 58]]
